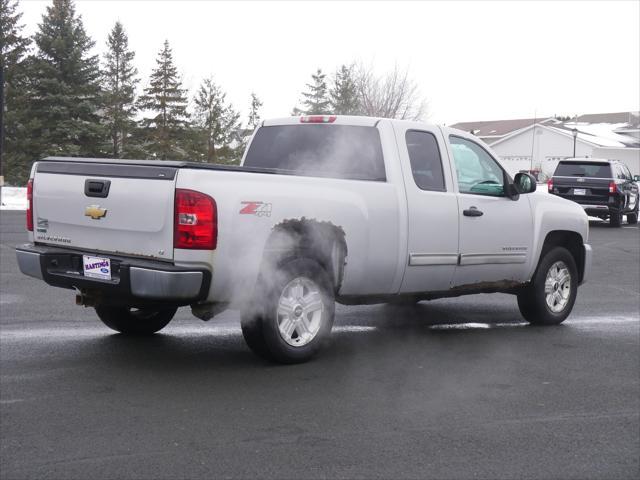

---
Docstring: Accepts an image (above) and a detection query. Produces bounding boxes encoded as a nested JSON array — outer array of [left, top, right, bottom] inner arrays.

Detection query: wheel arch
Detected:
[[260, 218, 348, 293], [538, 230, 586, 283]]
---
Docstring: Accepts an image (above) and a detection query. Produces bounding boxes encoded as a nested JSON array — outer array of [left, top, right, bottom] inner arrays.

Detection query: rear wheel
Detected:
[[241, 258, 335, 364], [517, 247, 578, 325], [609, 209, 623, 227], [627, 204, 638, 225], [95, 306, 176, 335]]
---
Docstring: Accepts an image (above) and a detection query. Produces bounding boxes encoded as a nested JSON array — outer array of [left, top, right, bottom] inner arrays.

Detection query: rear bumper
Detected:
[[581, 204, 611, 216], [16, 243, 210, 306]]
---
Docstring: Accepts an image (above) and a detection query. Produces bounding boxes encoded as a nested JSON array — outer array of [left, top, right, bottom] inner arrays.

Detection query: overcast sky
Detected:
[[18, 0, 640, 125]]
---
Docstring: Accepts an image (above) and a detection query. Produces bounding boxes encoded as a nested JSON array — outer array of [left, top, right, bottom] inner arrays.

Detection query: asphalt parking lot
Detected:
[[1, 210, 638, 479]]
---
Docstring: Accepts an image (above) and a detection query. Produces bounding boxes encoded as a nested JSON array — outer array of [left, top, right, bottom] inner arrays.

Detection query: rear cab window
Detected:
[[554, 162, 612, 178], [244, 125, 386, 181], [405, 130, 446, 191]]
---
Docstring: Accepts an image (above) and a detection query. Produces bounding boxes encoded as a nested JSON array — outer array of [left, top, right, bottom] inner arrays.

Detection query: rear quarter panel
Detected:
[[175, 168, 404, 304]]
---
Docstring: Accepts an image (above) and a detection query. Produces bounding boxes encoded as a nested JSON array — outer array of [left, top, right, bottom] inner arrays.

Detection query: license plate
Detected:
[[83, 255, 111, 280], [574, 188, 586, 196]]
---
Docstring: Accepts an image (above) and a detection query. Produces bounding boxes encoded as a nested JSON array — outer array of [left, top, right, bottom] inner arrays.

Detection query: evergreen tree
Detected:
[[330, 64, 360, 115], [138, 40, 188, 160], [102, 21, 138, 158], [192, 77, 240, 163], [247, 92, 262, 130], [301, 68, 330, 115], [1, 0, 31, 185], [28, 0, 103, 159]]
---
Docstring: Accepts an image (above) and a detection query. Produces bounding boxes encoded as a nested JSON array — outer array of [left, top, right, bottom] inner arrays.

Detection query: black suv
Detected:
[[548, 159, 639, 227]]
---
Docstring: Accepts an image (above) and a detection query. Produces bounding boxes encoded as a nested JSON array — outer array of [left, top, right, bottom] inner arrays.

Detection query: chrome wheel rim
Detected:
[[544, 261, 572, 313], [277, 277, 324, 347]]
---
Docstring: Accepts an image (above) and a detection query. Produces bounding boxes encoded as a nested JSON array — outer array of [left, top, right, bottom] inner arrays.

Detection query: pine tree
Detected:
[[330, 64, 360, 115], [192, 77, 240, 164], [301, 68, 330, 115], [138, 40, 189, 160], [102, 21, 138, 158], [1, 0, 32, 185], [247, 92, 262, 130], [28, 0, 103, 159]]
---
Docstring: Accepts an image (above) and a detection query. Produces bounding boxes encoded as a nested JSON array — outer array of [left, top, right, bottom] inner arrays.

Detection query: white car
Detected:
[[17, 115, 592, 363]]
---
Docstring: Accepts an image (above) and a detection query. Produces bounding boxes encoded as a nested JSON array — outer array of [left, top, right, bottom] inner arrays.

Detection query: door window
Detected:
[[406, 130, 446, 191], [449, 136, 506, 196]]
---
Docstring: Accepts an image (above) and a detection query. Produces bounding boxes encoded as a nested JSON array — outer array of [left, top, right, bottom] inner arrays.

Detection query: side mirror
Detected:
[[514, 172, 537, 194]]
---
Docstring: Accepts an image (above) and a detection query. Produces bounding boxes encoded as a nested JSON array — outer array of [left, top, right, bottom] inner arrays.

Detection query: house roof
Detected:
[[449, 117, 554, 137], [574, 111, 639, 128], [554, 122, 640, 148], [488, 122, 640, 149]]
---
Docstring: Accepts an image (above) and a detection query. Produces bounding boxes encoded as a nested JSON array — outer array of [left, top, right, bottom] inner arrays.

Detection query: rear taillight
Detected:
[[608, 181, 617, 194], [547, 178, 553, 192], [174, 189, 217, 250], [26, 179, 34, 231], [300, 115, 337, 123]]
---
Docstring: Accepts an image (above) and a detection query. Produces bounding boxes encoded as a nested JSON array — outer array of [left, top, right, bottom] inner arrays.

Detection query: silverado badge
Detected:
[[85, 205, 108, 220]]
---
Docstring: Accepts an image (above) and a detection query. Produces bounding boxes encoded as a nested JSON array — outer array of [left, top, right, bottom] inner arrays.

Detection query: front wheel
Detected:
[[241, 258, 335, 364], [517, 247, 578, 325], [95, 306, 177, 335]]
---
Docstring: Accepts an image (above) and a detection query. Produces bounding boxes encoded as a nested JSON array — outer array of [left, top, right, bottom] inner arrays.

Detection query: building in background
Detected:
[[451, 112, 640, 177]]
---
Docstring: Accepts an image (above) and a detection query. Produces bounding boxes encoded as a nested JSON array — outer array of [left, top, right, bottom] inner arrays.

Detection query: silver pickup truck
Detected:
[[17, 115, 592, 363]]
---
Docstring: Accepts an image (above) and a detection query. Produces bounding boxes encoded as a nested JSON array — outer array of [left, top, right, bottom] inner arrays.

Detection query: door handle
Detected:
[[463, 207, 483, 217]]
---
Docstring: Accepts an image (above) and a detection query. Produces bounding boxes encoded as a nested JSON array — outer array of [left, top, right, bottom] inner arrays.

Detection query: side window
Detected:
[[624, 165, 633, 180], [615, 165, 626, 180], [449, 136, 506, 196], [406, 130, 446, 191]]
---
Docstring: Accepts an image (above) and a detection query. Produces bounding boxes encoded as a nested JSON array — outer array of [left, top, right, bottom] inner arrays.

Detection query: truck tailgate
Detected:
[[33, 161, 177, 261]]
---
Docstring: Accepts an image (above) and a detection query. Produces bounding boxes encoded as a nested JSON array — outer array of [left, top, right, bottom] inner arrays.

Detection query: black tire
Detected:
[[609, 208, 622, 227], [627, 205, 638, 225], [241, 258, 335, 364], [95, 306, 177, 335], [517, 246, 578, 326]]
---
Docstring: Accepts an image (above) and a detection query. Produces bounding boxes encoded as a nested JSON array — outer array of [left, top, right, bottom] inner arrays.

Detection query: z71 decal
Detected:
[[239, 201, 272, 217]]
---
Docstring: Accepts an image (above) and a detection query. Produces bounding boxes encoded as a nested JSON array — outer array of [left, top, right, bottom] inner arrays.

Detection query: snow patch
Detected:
[[1, 187, 27, 210]]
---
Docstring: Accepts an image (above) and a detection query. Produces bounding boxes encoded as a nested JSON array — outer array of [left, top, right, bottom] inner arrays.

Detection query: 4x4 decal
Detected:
[[239, 201, 272, 217]]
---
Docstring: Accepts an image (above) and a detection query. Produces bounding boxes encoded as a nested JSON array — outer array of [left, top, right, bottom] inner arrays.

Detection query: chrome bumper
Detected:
[[16, 244, 209, 304], [129, 267, 203, 300], [581, 204, 609, 212]]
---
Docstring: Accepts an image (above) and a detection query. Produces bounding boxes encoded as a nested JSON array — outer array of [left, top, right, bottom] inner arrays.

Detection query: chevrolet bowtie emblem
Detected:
[[85, 205, 107, 220]]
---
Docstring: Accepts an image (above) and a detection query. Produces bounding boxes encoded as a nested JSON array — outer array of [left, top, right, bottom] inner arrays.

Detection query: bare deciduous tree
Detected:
[[355, 63, 428, 121]]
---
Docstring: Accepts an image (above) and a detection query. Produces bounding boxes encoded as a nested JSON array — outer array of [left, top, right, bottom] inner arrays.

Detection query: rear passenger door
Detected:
[[394, 125, 459, 293]]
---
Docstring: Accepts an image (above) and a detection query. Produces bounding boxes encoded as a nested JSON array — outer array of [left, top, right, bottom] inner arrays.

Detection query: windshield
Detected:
[[244, 125, 386, 181], [554, 162, 612, 178]]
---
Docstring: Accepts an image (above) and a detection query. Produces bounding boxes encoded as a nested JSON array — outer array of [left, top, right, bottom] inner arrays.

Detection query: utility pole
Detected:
[[0, 63, 5, 198]]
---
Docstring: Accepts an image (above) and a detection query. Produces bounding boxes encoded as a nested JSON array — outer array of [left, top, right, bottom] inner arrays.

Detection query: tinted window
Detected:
[[554, 162, 612, 178], [449, 136, 506, 196], [406, 130, 445, 191], [244, 125, 386, 181]]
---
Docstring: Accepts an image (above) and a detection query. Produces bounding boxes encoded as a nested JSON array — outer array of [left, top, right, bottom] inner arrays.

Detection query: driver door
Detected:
[[447, 134, 533, 287]]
